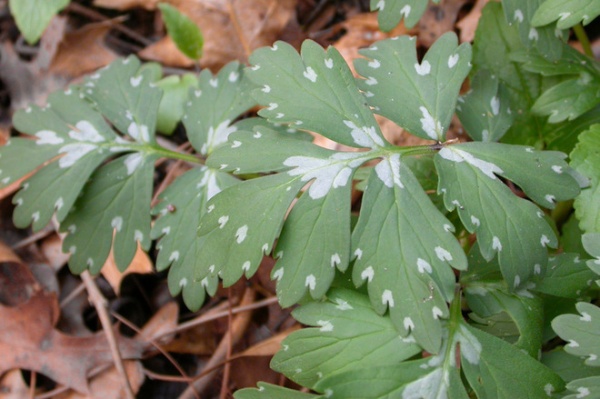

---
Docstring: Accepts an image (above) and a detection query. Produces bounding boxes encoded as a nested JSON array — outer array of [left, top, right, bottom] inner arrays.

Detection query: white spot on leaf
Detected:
[[438, 147, 503, 180], [169, 251, 180, 262], [403, 317, 414, 330], [235, 225, 248, 243], [414, 61, 431, 76], [36, 130, 64, 145], [343, 120, 384, 148], [317, 320, 334, 332], [305, 274, 316, 290], [435, 246, 453, 261], [580, 312, 592, 322], [541, 235, 550, 247], [368, 59, 381, 69], [124, 153, 143, 175], [514, 9, 524, 22], [273, 268, 284, 281], [130, 75, 142, 87], [417, 258, 432, 274], [492, 236, 502, 251], [324, 58, 333, 69], [58, 143, 97, 168], [218, 215, 229, 229], [419, 106, 442, 140], [111, 216, 123, 232], [335, 298, 353, 310], [365, 76, 378, 85], [228, 71, 239, 82], [331, 253, 341, 267], [242, 261, 251, 271], [432, 306, 443, 319], [448, 54, 459, 68], [303, 67, 317, 82], [127, 122, 150, 142], [382, 290, 395, 307], [354, 248, 363, 260], [375, 154, 404, 188], [361, 266, 374, 282], [490, 96, 500, 115]]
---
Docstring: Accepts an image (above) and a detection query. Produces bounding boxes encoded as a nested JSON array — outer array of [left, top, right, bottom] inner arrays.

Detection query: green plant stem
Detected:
[[573, 24, 593, 58], [149, 145, 202, 164]]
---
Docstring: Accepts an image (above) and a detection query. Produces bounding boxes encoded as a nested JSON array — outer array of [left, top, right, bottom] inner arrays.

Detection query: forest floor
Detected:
[[0, 1, 599, 398]]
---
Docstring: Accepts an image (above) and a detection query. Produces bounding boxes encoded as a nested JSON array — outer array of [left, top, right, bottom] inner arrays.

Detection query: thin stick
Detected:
[[178, 288, 256, 399], [156, 295, 278, 340], [80, 271, 135, 399], [227, 0, 252, 59], [11, 226, 53, 249], [220, 289, 234, 399]]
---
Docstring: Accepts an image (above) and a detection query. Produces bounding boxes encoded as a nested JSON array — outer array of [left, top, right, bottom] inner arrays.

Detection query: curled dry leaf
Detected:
[[139, 0, 297, 70], [0, 288, 144, 394], [0, 370, 31, 399]]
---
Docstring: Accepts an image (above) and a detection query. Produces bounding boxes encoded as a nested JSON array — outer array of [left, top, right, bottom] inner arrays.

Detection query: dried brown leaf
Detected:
[[101, 243, 154, 294], [0, 290, 144, 394]]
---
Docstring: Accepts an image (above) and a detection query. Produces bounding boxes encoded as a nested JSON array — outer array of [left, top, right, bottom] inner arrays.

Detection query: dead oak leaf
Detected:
[[0, 290, 144, 394]]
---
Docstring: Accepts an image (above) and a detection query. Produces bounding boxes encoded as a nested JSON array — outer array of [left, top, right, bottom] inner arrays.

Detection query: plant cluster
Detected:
[[2, 0, 600, 397]]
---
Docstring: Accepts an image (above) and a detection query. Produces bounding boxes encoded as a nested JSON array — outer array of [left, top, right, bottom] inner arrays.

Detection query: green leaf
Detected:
[[472, 2, 556, 146], [355, 33, 471, 142], [553, 302, 600, 367], [61, 154, 157, 273], [7, 89, 129, 231], [158, 3, 203, 60], [351, 156, 467, 353], [457, 70, 514, 142], [9, 0, 69, 44], [582, 233, 600, 276], [435, 142, 580, 288], [511, 44, 600, 77], [155, 73, 198, 135], [151, 167, 239, 310], [370, 0, 438, 30], [570, 124, 600, 233], [531, 0, 600, 29], [182, 61, 256, 156], [564, 377, 600, 399], [465, 285, 544, 357], [247, 40, 387, 149], [461, 324, 565, 398], [542, 349, 599, 383], [532, 76, 600, 123], [271, 288, 420, 389], [234, 383, 321, 399], [84, 56, 163, 144], [501, 0, 564, 61], [535, 253, 597, 298]]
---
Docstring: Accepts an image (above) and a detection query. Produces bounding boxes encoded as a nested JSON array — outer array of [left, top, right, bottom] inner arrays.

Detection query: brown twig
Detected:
[[227, 0, 252, 60], [80, 271, 135, 399], [156, 295, 278, 341], [178, 288, 256, 399], [220, 288, 234, 399]]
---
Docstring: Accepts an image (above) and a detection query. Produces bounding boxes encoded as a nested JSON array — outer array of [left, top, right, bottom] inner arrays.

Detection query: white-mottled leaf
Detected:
[[553, 302, 600, 367], [271, 288, 421, 389], [563, 377, 600, 399], [461, 324, 565, 398], [370, 0, 437, 30], [151, 167, 239, 310], [351, 155, 466, 353], [61, 154, 157, 273], [247, 40, 387, 149], [532, 0, 600, 29], [457, 70, 514, 142], [535, 253, 597, 298], [182, 61, 256, 155], [570, 125, 600, 234], [435, 142, 580, 289], [83, 56, 162, 144], [355, 33, 471, 141], [501, 0, 564, 61]]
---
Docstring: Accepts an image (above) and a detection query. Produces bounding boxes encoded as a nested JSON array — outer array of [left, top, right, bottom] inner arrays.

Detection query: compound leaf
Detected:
[[570, 124, 600, 234], [552, 302, 600, 367], [355, 33, 471, 142], [532, 0, 600, 29], [182, 61, 256, 156], [158, 3, 203, 60], [435, 142, 580, 289], [9, 0, 69, 44], [234, 383, 321, 399], [61, 154, 157, 273], [151, 167, 239, 310], [370, 0, 437, 30], [351, 155, 467, 353], [247, 40, 387, 149], [271, 288, 421, 389], [457, 70, 514, 142]]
